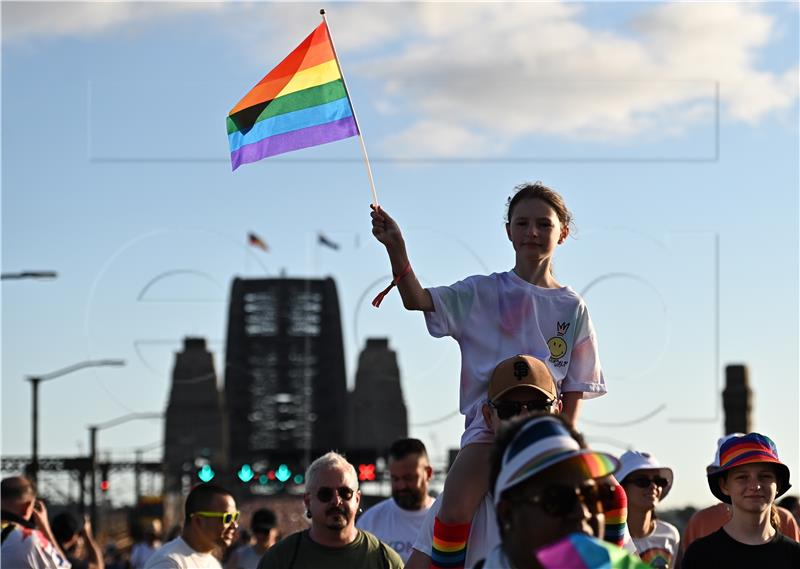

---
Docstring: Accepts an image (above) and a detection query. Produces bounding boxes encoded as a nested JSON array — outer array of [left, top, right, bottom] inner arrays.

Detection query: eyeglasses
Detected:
[[191, 511, 241, 525], [517, 483, 604, 517], [488, 399, 554, 420], [315, 486, 355, 503], [626, 476, 669, 489]]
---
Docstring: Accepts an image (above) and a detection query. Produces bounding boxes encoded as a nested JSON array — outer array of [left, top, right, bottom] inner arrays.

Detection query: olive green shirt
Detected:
[[256, 529, 403, 569]]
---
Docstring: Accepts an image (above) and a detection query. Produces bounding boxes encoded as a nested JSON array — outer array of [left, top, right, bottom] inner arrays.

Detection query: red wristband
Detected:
[[371, 264, 412, 308]]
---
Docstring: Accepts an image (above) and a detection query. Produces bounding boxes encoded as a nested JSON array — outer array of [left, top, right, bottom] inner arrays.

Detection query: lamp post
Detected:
[[27, 359, 125, 486], [89, 412, 163, 528]]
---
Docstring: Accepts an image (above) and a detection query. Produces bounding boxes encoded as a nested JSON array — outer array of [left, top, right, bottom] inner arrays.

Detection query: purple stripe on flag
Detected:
[[231, 116, 358, 170]]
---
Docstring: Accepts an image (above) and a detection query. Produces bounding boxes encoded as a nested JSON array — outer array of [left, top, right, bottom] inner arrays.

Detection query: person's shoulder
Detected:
[[258, 531, 304, 568], [358, 531, 403, 568], [773, 530, 800, 550], [681, 529, 720, 567], [688, 527, 728, 549], [382, 541, 404, 569]]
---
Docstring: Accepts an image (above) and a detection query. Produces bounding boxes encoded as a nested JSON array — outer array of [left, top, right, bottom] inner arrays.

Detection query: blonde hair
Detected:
[[305, 451, 358, 491]]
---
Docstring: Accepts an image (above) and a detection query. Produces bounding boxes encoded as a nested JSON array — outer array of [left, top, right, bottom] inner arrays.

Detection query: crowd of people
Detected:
[[3, 182, 799, 568], [3, 353, 798, 568]]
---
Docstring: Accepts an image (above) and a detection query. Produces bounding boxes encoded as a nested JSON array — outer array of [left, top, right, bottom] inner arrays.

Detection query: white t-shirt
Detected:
[[0, 523, 71, 569], [412, 494, 499, 569], [632, 520, 680, 568], [356, 497, 433, 563], [144, 537, 222, 569], [425, 271, 606, 447]]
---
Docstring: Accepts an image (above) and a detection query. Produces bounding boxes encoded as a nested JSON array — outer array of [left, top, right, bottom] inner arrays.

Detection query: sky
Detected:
[[1, 1, 798, 509]]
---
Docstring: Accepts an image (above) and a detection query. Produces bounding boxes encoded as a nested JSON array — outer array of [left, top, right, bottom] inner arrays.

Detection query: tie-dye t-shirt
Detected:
[[631, 520, 680, 568], [424, 270, 606, 447]]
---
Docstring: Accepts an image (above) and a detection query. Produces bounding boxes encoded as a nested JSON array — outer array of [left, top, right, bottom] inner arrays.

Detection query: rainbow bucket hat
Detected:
[[706, 432, 791, 503]]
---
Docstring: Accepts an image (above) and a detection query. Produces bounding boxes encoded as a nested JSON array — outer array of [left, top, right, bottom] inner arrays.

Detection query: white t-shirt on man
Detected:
[[412, 494, 499, 569], [144, 537, 222, 569], [356, 497, 433, 563]]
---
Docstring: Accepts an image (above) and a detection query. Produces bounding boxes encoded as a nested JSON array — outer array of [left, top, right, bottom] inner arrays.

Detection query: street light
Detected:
[[89, 412, 163, 528], [1, 271, 58, 280], [27, 359, 125, 485]]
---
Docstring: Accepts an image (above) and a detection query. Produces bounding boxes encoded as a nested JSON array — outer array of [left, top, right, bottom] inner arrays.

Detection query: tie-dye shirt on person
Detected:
[[424, 270, 606, 448]]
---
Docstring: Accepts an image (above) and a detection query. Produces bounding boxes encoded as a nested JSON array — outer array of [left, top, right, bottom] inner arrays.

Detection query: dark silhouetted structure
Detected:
[[723, 364, 752, 435], [224, 277, 348, 471], [163, 338, 227, 492], [348, 338, 408, 451]]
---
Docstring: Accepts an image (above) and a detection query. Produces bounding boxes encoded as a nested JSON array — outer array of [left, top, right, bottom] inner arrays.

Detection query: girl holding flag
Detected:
[[370, 181, 607, 569]]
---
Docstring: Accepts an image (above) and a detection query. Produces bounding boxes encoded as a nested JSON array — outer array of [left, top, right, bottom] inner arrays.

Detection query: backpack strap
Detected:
[[1, 523, 16, 545]]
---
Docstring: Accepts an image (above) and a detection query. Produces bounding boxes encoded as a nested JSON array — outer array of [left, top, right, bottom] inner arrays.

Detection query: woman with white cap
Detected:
[[682, 432, 800, 568], [616, 450, 679, 568]]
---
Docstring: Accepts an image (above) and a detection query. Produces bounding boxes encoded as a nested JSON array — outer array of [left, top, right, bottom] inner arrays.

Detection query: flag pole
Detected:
[[320, 9, 379, 207]]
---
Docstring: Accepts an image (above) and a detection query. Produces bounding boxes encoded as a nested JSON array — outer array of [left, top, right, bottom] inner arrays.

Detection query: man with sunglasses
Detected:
[[256, 452, 403, 569], [145, 483, 239, 569], [405, 354, 562, 569]]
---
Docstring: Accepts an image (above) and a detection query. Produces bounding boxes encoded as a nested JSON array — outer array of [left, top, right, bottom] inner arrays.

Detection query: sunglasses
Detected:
[[315, 486, 355, 503], [192, 511, 241, 525], [517, 483, 604, 517], [626, 476, 669, 489], [489, 399, 555, 420]]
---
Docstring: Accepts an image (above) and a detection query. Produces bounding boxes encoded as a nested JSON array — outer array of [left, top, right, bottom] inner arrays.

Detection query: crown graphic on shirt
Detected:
[[556, 321, 570, 336]]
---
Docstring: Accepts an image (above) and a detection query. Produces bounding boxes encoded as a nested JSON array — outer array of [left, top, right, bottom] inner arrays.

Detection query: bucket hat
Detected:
[[616, 450, 674, 501], [706, 432, 791, 503]]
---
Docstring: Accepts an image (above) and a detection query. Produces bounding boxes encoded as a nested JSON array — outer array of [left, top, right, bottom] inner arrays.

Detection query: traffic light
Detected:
[[100, 463, 110, 492], [197, 464, 215, 483], [275, 464, 292, 483], [358, 463, 376, 482], [237, 464, 255, 483]]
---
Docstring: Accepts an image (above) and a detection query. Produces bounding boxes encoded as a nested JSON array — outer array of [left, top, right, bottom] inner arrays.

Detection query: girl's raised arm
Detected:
[[371, 205, 433, 311]]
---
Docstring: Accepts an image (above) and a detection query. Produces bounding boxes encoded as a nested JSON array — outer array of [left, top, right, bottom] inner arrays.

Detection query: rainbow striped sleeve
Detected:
[[227, 22, 359, 170]]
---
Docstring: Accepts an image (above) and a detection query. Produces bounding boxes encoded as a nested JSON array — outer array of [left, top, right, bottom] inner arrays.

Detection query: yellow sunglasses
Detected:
[[191, 511, 241, 525]]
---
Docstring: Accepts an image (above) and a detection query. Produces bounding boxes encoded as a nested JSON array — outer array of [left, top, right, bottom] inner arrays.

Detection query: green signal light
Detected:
[[259, 474, 268, 485], [198, 464, 215, 483], [275, 464, 292, 483], [293, 474, 304, 484], [237, 464, 255, 483]]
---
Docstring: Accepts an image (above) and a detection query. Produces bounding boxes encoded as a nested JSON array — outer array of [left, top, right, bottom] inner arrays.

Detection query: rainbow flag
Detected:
[[227, 22, 358, 170], [536, 533, 650, 569]]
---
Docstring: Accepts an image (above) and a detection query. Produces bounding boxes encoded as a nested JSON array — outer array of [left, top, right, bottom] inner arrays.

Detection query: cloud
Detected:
[[339, 3, 796, 157], [1, 1, 223, 43], [4, 2, 795, 158]]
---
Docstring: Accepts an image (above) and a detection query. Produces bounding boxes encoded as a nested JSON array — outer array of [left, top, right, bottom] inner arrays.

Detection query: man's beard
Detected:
[[324, 506, 350, 529], [393, 488, 424, 510]]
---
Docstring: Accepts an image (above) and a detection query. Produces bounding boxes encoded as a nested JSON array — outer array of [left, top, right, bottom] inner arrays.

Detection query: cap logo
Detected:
[[513, 361, 529, 380]]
